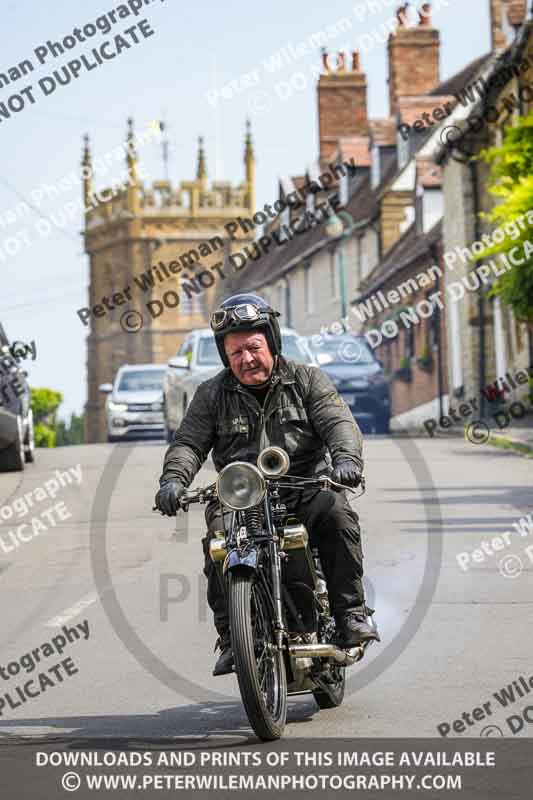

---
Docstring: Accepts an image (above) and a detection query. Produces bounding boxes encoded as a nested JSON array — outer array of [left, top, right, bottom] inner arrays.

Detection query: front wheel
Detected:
[[229, 572, 287, 741]]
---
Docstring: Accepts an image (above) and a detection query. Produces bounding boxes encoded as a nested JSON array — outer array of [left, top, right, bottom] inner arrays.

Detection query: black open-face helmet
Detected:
[[210, 293, 282, 367]]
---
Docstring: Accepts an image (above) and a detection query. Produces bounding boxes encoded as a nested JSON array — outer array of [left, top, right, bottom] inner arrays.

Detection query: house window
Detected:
[[304, 261, 313, 313]]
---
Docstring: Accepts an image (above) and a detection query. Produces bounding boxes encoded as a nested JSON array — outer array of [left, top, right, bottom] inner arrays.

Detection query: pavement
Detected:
[[0, 436, 532, 744]]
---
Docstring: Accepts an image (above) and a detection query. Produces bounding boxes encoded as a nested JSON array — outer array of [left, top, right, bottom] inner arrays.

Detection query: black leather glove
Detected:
[[332, 458, 362, 488], [154, 481, 186, 516]]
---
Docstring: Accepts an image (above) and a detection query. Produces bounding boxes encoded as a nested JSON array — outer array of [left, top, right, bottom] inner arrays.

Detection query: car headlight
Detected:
[[108, 400, 128, 412], [217, 462, 266, 510]]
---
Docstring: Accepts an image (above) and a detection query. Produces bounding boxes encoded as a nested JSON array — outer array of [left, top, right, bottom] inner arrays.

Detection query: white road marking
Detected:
[[45, 593, 98, 627]]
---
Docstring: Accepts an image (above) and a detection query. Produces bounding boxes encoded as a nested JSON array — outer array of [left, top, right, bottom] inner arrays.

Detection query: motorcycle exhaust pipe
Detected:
[[288, 642, 367, 665]]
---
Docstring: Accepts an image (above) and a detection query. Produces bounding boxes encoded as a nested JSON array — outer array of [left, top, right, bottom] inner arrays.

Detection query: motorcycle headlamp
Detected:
[[216, 462, 266, 510]]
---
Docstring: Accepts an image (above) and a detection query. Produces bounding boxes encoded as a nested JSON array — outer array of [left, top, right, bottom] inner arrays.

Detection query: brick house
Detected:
[[232, 1, 532, 430], [434, 1, 533, 417]]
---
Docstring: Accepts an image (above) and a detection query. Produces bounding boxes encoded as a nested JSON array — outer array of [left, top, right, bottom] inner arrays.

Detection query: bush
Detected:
[[31, 388, 63, 426], [30, 387, 85, 447], [34, 423, 56, 448]]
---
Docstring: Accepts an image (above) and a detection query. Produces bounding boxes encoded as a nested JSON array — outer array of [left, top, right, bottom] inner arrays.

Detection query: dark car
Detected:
[[0, 322, 35, 470], [306, 334, 391, 434]]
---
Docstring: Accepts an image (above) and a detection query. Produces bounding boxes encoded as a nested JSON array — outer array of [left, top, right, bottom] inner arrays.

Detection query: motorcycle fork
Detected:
[[264, 495, 285, 650]]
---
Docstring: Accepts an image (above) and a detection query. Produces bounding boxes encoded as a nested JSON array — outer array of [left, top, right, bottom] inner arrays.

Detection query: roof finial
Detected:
[[81, 133, 92, 210], [197, 135, 207, 180], [126, 117, 137, 170]]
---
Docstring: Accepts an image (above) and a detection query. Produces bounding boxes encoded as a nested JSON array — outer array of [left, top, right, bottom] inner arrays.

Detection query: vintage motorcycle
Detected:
[[168, 446, 377, 741]]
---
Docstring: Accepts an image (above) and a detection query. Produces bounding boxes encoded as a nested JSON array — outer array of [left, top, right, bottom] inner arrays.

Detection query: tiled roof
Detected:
[[233, 49, 493, 298], [234, 207, 332, 293], [428, 53, 492, 97], [357, 219, 442, 299], [397, 95, 455, 125]]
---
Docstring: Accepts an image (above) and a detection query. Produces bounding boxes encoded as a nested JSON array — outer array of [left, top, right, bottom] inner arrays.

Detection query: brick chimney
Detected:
[[506, 0, 527, 29], [490, 0, 527, 50], [318, 50, 369, 166], [387, 3, 441, 116], [490, 0, 509, 49]]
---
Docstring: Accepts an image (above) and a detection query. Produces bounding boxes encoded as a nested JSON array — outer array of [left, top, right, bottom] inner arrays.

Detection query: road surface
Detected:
[[0, 435, 531, 744]]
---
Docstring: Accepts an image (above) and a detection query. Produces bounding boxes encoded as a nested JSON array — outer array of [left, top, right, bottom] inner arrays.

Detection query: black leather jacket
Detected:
[[159, 355, 363, 488]]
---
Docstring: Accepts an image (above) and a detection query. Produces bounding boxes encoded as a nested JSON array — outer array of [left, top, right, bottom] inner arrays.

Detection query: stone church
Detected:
[[82, 119, 255, 442]]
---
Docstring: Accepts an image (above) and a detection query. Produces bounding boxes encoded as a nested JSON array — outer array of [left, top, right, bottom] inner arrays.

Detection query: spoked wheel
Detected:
[[313, 664, 346, 709], [229, 572, 287, 741]]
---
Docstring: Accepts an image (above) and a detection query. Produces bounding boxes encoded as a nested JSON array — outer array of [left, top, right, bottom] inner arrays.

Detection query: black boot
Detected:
[[335, 610, 380, 648], [212, 631, 234, 676]]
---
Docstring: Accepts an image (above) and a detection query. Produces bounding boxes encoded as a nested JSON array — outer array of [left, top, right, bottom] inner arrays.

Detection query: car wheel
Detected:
[[0, 415, 25, 471], [24, 409, 35, 463]]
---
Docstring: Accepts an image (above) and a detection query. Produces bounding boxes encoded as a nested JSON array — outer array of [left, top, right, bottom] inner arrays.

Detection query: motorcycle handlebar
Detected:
[[153, 474, 365, 514]]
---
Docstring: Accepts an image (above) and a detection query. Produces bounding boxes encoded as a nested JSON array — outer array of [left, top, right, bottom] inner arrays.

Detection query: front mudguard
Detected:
[[223, 546, 259, 576]]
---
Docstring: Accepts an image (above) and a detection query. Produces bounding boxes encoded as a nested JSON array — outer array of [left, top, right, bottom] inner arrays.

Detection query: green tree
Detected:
[[30, 387, 62, 448], [474, 110, 533, 322], [34, 424, 56, 448], [55, 412, 86, 446]]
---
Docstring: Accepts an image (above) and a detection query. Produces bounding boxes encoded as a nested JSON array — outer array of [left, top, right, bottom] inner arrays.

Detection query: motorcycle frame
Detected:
[[221, 485, 287, 652]]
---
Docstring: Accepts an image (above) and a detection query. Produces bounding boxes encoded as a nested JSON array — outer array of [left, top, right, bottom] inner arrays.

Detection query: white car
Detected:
[[163, 327, 316, 442], [99, 363, 167, 443]]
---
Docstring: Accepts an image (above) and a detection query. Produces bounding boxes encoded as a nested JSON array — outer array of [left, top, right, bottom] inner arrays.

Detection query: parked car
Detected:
[[0, 322, 35, 471], [163, 327, 316, 441], [305, 334, 391, 434], [99, 363, 166, 443]]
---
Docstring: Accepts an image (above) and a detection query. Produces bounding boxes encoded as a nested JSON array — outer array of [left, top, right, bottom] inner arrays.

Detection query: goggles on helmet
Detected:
[[210, 303, 275, 332]]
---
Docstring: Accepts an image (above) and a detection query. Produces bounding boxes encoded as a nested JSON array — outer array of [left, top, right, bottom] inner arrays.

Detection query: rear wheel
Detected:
[[0, 415, 25, 471], [229, 572, 287, 741]]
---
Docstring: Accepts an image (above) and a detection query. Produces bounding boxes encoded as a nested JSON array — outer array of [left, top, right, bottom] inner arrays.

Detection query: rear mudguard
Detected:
[[223, 546, 259, 576]]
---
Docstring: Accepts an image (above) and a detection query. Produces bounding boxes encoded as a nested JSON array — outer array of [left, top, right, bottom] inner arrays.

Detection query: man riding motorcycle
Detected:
[[155, 293, 379, 676]]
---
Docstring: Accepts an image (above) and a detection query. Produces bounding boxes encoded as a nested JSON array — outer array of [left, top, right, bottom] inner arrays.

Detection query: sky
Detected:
[[0, 0, 492, 418]]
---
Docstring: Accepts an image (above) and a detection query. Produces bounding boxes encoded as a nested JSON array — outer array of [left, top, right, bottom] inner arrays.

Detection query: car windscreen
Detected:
[[281, 335, 312, 364], [197, 337, 222, 366], [310, 337, 376, 365], [117, 370, 166, 391]]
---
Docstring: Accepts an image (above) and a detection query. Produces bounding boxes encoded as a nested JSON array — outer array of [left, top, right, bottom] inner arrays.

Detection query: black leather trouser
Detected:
[[202, 487, 367, 637]]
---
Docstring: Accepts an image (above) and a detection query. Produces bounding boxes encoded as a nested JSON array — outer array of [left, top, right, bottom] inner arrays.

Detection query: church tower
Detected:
[[82, 120, 256, 442]]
